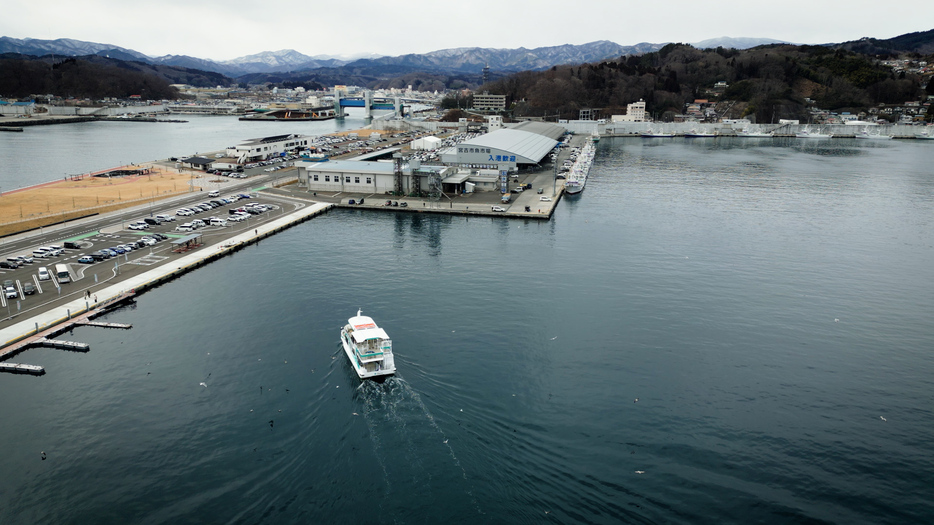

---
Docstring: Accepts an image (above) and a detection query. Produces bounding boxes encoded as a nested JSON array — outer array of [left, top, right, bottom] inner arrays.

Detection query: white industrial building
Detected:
[[296, 160, 462, 195], [411, 136, 442, 150], [439, 121, 563, 169], [295, 121, 565, 197], [611, 99, 648, 122], [226, 134, 312, 163]]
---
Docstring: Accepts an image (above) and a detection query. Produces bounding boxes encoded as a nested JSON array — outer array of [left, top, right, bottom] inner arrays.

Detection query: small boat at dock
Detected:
[[340, 310, 396, 379], [640, 130, 675, 138]]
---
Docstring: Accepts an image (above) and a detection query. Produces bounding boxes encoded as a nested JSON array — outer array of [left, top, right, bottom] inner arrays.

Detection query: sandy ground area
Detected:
[[0, 165, 201, 236]]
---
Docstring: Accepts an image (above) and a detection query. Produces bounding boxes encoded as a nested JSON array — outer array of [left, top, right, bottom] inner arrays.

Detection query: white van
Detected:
[[38, 267, 51, 280], [175, 223, 193, 232], [208, 190, 220, 197], [210, 218, 227, 227], [55, 264, 71, 283], [33, 247, 51, 258]]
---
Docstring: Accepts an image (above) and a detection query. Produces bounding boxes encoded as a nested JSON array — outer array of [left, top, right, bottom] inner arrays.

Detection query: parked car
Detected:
[[78, 255, 95, 264], [144, 218, 161, 226], [191, 219, 206, 228], [129, 222, 147, 230], [156, 214, 175, 222], [15, 255, 33, 265], [540, 196, 552, 202], [33, 247, 51, 258], [111, 246, 126, 255], [177, 209, 193, 216], [152, 233, 168, 241], [175, 223, 194, 232], [492, 206, 506, 212], [95, 250, 111, 260], [22, 282, 36, 295], [64, 241, 81, 249], [0, 261, 18, 269], [3, 285, 17, 300], [210, 218, 227, 227], [90, 253, 107, 261]]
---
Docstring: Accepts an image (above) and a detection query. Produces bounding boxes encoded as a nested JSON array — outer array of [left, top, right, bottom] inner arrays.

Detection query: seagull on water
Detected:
[[880, 416, 887, 422], [200, 382, 207, 387], [635, 470, 645, 474]]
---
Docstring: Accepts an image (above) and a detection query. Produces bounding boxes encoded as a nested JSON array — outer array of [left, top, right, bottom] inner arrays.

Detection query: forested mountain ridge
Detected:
[[0, 54, 232, 99], [479, 43, 934, 122]]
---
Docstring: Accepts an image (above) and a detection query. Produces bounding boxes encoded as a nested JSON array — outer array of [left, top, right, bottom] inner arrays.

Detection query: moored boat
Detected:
[[340, 310, 396, 379], [565, 179, 584, 194], [856, 128, 893, 140], [239, 107, 336, 121], [641, 130, 675, 138]]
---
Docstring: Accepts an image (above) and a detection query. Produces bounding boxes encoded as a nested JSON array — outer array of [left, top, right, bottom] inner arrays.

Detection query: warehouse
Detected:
[[296, 159, 454, 195], [439, 121, 563, 170]]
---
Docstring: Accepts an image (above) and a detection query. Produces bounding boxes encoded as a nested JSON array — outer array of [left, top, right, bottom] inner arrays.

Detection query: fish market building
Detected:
[[439, 121, 563, 170]]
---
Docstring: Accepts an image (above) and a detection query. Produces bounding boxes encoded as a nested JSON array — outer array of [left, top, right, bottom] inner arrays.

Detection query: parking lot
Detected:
[[0, 192, 299, 322]]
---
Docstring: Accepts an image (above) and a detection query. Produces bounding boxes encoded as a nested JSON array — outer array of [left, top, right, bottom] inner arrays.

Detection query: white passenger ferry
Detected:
[[340, 310, 396, 379]]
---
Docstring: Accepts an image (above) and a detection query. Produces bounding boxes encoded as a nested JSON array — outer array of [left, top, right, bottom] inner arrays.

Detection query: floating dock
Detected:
[[76, 321, 132, 329], [0, 362, 45, 375], [32, 338, 90, 352]]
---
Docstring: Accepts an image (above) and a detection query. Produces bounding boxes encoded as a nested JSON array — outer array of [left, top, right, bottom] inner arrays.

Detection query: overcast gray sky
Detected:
[[4, 0, 930, 61]]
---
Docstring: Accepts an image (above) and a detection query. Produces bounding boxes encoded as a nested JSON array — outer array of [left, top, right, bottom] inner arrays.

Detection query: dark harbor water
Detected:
[[1, 131, 934, 524], [0, 113, 367, 191]]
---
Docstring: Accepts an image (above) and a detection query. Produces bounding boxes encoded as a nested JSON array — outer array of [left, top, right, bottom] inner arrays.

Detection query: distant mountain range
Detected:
[[0, 36, 792, 78]]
